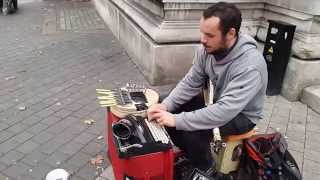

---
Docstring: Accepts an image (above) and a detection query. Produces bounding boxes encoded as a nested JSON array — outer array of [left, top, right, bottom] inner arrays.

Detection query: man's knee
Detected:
[[220, 113, 255, 137]]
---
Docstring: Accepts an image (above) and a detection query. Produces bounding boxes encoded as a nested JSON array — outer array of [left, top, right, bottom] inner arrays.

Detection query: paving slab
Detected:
[[0, 0, 319, 179]]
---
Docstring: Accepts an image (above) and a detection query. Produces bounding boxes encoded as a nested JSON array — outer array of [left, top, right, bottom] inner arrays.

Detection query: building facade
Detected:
[[93, 0, 320, 101]]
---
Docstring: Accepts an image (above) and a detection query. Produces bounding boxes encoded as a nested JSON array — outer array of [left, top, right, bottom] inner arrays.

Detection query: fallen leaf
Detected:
[[5, 76, 16, 80], [90, 155, 104, 166], [97, 136, 103, 140], [84, 119, 96, 125], [18, 106, 27, 111]]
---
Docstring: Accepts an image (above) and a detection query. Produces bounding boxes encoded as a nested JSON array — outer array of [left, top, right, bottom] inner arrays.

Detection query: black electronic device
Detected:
[[112, 115, 171, 159], [263, 20, 296, 95]]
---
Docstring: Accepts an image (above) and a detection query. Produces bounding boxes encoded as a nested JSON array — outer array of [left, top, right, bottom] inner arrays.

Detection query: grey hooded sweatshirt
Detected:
[[162, 34, 268, 131]]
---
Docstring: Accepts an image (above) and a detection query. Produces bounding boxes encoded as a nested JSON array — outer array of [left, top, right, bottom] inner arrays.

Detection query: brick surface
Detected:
[[26, 123, 49, 134], [0, 139, 21, 154], [53, 131, 77, 144], [66, 151, 91, 169], [0, 150, 25, 166], [59, 141, 84, 155], [53, 109, 73, 118], [44, 151, 70, 167], [2, 162, 30, 178], [0, 162, 7, 171], [38, 139, 65, 155], [16, 140, 40, 154], [74, 132, 96, 145], [0, 131, 15, 144], [21, 150, 47, 167], [0, 122, 9, 131], [0, 0, 319, 180], [21, 116, 43, 126], [77, 164, 97, 180], [7, 123, 28, 134], [40, 116, 62, 126], [61, 161, 83, 175], [31, 131, 54, 144], [64, 123, 87, 135], [46, 120, 70, 134], [81, 141, 104, 156], [26, 162, 53, 179]]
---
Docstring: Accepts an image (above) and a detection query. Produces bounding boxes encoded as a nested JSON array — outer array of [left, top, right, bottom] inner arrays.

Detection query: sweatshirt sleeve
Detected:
[[162, 47, 207, 112], [174, 68, 262, 131]]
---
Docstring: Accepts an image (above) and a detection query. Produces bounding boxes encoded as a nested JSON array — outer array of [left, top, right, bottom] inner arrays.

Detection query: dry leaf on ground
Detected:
[[90, 155, 104, 166], [84, 119, 96, 125]]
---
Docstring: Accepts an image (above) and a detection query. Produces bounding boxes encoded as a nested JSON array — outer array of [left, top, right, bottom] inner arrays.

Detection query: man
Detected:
[[147, 1, 268, 178]]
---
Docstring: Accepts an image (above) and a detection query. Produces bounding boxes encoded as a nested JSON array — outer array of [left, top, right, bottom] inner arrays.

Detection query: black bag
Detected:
[[237, 132, 302, 180], [174, 154, 214, 180]]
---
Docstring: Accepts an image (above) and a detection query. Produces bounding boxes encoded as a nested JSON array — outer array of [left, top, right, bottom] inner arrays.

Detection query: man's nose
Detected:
[[200, 35, 207, 44]]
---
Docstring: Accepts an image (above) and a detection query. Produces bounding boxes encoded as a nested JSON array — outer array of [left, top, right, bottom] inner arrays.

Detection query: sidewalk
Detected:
[[0, 0, 144, 179], [0, 0, 319, 180]]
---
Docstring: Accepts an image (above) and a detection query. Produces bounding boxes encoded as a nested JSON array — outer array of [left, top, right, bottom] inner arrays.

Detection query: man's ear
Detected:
[[227, 28, 236, 39]]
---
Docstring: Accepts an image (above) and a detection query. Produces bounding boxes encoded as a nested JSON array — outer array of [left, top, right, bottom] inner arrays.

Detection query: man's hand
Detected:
[[147, 103, 167, 120], [147, 104, 176, 127], [149, 109, 176, 127]]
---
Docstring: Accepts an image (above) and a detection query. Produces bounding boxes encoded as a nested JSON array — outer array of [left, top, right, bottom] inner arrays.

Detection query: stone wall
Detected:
[[93, 0, 320, 101], [254, 0, 320, 101]]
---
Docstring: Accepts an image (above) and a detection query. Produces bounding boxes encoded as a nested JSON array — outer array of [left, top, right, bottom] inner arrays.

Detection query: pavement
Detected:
[[0, 0, 319, 180]]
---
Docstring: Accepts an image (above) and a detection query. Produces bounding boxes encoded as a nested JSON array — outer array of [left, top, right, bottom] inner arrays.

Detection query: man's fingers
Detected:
[[150, 111, 163, 121], [147, 108, 162, 118], [158, 120, 165, 126], [148, 109, 165, 120], [156, 117, 166, 126], [148, 108, 163, 114], [147, 109, 158, 120], [156, 117, 164, 123]]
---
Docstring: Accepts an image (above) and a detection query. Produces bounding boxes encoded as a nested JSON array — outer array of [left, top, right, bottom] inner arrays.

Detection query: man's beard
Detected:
[[211, 46, 228, 55], [203, 37, 228, 55], [203, 44, 228, 55]]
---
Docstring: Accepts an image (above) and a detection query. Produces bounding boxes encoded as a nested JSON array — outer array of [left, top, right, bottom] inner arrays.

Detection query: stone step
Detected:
[[301, 85, 320, 113]]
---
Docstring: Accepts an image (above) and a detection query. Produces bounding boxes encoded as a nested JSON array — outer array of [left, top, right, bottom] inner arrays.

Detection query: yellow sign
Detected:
[[268, 47, 273, 54]]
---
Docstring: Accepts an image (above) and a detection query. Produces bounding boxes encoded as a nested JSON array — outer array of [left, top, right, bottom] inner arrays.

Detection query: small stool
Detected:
[[212, 130, 256, 174]]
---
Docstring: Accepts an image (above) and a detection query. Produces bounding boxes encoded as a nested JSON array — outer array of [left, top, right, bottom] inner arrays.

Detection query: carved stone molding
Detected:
[[94, 0, 320, 89]]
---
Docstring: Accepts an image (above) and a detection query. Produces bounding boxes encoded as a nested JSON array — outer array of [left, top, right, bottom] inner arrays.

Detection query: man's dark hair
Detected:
[[203, 2, 242, 36]]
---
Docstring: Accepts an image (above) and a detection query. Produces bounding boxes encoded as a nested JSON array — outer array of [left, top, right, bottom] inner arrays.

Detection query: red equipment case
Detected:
[[106, 110, 175, 180]]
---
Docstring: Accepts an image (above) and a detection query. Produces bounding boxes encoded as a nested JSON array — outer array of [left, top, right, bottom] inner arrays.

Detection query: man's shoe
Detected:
[[214, 172, 234, 180], [205, 168, 234, 180], [174, 156, 194, 180]]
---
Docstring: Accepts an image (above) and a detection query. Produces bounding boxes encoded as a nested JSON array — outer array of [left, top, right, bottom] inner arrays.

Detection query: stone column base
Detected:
[[282, 57, 320, 101], [93, 0, 197, 85]]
